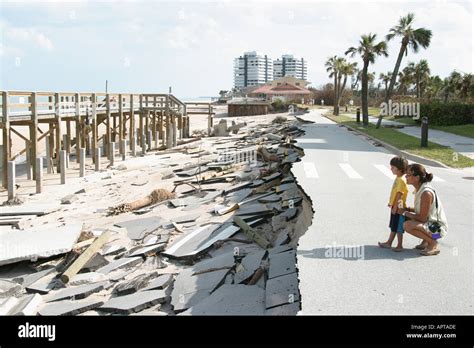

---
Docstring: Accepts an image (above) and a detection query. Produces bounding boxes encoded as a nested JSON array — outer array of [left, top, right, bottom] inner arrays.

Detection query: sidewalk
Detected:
[[343, 113, 474, 159]]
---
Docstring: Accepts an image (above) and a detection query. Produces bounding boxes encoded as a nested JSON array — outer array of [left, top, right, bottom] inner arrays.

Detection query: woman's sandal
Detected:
[[420, 248, 440, 256], [392, 247, 404, 252], [378, 242, 392, 249], [415, 242, 428, 250]]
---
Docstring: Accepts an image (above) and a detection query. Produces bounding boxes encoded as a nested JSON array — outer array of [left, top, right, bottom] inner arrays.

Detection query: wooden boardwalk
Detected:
[[0, 91, 212, 192]]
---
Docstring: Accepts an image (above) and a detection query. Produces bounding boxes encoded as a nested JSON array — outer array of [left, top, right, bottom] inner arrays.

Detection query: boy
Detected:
[[378, 156, 408, 252]]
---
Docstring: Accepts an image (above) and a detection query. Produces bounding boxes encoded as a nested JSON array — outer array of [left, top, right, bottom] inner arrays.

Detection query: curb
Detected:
[[323, 115, 450, 169]]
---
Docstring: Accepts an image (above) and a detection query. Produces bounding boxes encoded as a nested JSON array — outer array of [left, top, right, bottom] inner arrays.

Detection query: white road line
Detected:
[[432, 175, 445, 182], [374, 164, 394, 179], [303, 162, 319, 178], [338, 163, 363, 179]]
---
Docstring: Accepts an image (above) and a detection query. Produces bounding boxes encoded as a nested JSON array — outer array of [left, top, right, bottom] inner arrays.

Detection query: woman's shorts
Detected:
[[389, 213, 405, 234]]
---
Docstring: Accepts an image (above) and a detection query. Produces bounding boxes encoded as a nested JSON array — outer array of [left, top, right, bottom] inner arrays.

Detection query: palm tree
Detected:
[[325, 55, 340, 115], [337, 61, 358, 113], [385, 13, 432, 101], [379, 72, 392, 99], [375, 13, 432, 128], [397, 68, 414, 95], [346, 33, 388, 126], [409, 60, 430, 98], [459, 73, 474, 100]]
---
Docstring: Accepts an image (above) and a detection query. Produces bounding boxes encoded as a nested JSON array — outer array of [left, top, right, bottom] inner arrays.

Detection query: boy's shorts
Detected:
[[389, 213, 405, 234]]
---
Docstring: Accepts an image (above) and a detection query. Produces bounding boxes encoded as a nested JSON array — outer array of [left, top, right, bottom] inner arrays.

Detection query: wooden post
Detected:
[[159, 111, 164, 146], [208, 103, 212, 136], [66, 119, 71, 154], [30, 92, 38, 180], [166, 95, 171, 149], [141, 131, 146, 155], [91, 93, 97, 163], [129, 95, 135, 151], [75, 93, 81, 163], [105, 93, 111, 157], [120, 139, 126, 161], [60, 150, 66, 184], [45, 135, 52, 174], [48, 127, 55, 172], [172, 114, 177, 147], [7, 161, 15, 200], [54, 93, 62, 172], [25, 141, 32, 180], [62, 134, 69, 168], [112, 98, 117, 143], [36, 157, 43, 193], [118, 93, 124, 153], [148, 130, 152, 150], [155, 131, 159, 150], [138, 95, 143, 147], [95, 147, 101, 171], [110, 142, 115, 166], [79, 148, 85, 177], [2, 92, 10, 188]]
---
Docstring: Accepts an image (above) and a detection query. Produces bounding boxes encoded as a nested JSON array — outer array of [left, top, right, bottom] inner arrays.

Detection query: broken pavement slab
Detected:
[[8, 293, 43, 315], [39, 298, 104, 316], [265, 272, 299, 309], [47, 280, 109, 302], [268, 250, 297, 279], [234, 250, 266, 284], [181, 284, 265, 315], [98, 289, 167, 314], [265, 301, 300, 315], [191, 252, 236, 275], [114, 217, 162, 240], [0, 279, 23, 298], [141, 274, 173, 291], [113, 272, 159, 295], [171, 268, 228, 312], [127, 243, 166, 258], [96, 257, 143, 276], [0, 224, 82, 266]]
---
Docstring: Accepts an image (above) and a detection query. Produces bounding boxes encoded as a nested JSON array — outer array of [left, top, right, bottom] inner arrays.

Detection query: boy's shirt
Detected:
[[389, 176, 408, 208]]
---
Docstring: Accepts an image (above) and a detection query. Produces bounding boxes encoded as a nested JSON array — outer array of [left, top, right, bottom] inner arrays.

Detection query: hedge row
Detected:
[[420, 102, 474, 126]]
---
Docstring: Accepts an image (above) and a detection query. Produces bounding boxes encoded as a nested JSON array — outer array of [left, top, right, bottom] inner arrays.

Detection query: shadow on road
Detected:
[[298, 245, 422, 261]]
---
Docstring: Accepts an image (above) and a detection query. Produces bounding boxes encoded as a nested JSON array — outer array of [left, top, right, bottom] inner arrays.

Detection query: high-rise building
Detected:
[[273, 54, 307, 80], [233, 51, 273, 89]]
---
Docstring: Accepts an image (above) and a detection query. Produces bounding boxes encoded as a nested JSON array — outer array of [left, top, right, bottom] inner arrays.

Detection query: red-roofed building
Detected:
[[248, 76, 312, 103]]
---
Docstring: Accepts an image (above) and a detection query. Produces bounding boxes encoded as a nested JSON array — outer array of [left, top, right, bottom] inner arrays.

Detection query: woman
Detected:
[[397, 164, 448, 256]]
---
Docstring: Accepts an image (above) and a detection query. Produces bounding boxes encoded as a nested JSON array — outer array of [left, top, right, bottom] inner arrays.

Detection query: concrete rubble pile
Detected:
[[0, 117, 313, 316]]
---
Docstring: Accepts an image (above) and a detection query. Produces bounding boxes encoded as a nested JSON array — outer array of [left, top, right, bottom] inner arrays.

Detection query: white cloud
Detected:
[[2, 22, 54, 52]]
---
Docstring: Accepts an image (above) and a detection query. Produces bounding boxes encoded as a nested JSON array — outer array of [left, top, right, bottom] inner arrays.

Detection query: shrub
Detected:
[[420, 101, 474, 126]]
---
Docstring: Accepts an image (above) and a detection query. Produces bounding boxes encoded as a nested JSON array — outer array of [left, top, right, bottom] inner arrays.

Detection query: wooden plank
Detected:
[[60, 230, 111, 284], [118, 93, 124, 145], [233, 216, 270, 249]]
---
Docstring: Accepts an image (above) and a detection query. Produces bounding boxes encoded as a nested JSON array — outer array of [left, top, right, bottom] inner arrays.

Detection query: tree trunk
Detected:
[[337, 75, 348, 115], [335, 74, 342, 115], [333, 74, 338, 115], [361, 61, 369, 126], [385, 40, 407, 103], [377, 40, 408, 129]]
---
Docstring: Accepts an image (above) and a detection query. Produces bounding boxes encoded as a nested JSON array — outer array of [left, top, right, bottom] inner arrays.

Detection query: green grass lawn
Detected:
[[430, 124, 474, 139], [325, 113, 474, 168]]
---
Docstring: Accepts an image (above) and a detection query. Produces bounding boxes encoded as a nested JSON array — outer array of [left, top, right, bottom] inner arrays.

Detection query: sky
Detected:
[[0, 0, 472, 98]]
